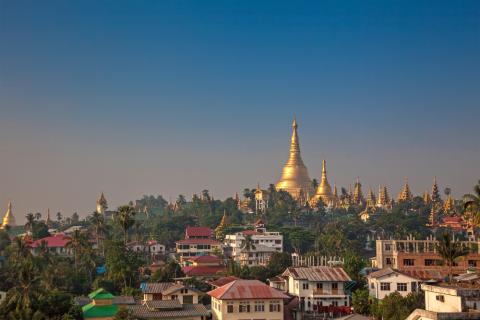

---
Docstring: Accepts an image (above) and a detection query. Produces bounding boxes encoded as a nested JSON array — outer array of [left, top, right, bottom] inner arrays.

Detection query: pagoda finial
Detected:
[[1, 200, 16, 228]]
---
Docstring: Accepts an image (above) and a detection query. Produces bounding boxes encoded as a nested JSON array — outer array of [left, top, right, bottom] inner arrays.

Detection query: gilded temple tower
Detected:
[[310, 160, 335, 207], [96, 192, 108, 214], [276, 118, 314, 200], [398, 178, 413, 201], [1, 201, 16, 228]]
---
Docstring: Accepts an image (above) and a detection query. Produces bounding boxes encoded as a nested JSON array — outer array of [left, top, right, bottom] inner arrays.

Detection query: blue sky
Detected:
[[1, 1, 479, 221]]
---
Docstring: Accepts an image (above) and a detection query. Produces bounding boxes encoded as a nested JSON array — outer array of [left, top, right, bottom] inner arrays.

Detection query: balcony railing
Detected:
[[313, 289, 341, 295]]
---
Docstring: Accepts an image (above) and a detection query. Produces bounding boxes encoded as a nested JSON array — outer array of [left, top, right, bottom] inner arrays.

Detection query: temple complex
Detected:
[[276, 118, 314, 202], [1, 201, 16, 228]]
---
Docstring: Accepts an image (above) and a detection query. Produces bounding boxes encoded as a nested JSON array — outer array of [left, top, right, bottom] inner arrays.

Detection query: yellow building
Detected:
[[276, 119, 314, 202], [209, 279, 288, 320]]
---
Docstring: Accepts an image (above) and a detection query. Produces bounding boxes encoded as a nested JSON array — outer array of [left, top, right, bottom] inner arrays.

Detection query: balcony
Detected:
[[313, 289, 341, 296]]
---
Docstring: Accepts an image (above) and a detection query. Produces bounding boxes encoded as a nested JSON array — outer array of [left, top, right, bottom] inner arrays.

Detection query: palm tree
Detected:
[[464, 180, 480, 228], [116, 205, 136, 245], [66, 229, 88, 273], [89, 211, 105, 252], [25, 213, 35, 234], [436, 233, 469, 283], [240, 235, 256, 264]]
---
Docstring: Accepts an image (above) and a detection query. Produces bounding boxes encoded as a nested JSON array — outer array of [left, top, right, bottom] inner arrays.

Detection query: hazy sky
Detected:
[[1, 1, 479, 222]]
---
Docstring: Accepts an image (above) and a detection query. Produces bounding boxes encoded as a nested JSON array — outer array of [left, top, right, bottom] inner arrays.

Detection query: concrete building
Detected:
[[224, 220, 282, 266], [374, 236, 480, 280], [279, 266, 352, 312], [208, 279, 289, 320], [30, 233, 72, 256], [176, 226, 222, 263], [406, 283, 480, 320], [367, 267, 422, 299], [141, 282, 201, 304]]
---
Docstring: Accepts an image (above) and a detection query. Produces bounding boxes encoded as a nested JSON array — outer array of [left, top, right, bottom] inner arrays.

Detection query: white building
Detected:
[[406, 283, 480, 320], [279, 266, 352, 312], [224, 220, 282, 266], [367, 267, 422, 300]]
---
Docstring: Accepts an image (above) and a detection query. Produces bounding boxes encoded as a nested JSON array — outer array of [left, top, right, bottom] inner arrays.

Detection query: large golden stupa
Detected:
[[276, 119, 314, 200]]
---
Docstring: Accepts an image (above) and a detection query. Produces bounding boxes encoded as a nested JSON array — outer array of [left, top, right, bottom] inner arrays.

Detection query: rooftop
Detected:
[[128, 303, 209, 319], [208, 276, 239, 288], [31, 233, 70, 248], [140, 282, 174, 294], [208, 279, 289, 300], [176, 238, 221, 245], [283, 266, 352, 282], [368, 267, 421, 281], [185, 226, 213, 238]]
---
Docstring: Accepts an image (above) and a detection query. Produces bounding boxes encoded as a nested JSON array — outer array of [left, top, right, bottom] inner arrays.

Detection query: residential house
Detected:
[[279, 266, 352, 313], [128, 300, 209, 320], [208, 279, 289, 320], [183, 255, 226, 279], [30, 233, 71, 256], [141, 282, 201, 304], [406, 283, 480, 320], [127, 240, 166, 261], [208, 276, 239, 289], [176, 226, 222, 263], [367, 267, 422, 299], [224, 220, 282, 266], [82, 288, 118, 320]]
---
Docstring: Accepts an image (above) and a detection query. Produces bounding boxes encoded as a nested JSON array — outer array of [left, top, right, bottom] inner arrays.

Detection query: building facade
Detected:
[[367, 267, 422, 300]]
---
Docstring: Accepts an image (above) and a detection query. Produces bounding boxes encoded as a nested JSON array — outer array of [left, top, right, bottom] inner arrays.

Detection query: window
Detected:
[[239, 301, 250, 313], [397, 283, 407, 291], [411, 282, 417, 292], [254, 301, 265, 312], [317, 283, 323, 289], [227, 303, 234, 313], [403, 259, 415, 266], [302, 283, 309, 290], [385, 244, 392, 251], [380, 282, 391, 291], [370, 282, 375, 289], [269, 301, 281, 312], [332, 283, 338, 289], [469, 260, 477, 267], [436, 295, 444, 302], [386, 258, 393, 265]]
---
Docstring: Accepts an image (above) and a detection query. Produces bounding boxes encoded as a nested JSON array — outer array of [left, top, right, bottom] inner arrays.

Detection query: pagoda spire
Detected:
[[310, 160, 334, 207], [276, 118, 314, 200], [353, 177, 364, 205], [398, 178, 412, 201], [431, 176, 441, 203], [1, 200, 16, 228]]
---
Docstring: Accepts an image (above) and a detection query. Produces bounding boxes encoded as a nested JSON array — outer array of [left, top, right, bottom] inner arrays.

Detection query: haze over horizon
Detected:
[[1, 1, 479, 222]]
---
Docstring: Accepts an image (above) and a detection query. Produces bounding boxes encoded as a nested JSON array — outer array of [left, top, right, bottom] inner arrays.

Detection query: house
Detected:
[[176, 238, 223, 263], [186, 226, 214, 239], [373, 237, 480, 280], [406, 283, 480, 320], [182, 255, 226, 279], [280, 266, 352, 312], [127, 240, 166, 261], [82, 288, 118, 320], [208, 279, 289, 320], [30, 233, 71, 256], [367, 267, 422, 299], [208, 276, 239, 289], [224, 220, 283, 266], [128, 300, 209, 320], [141, 282, 201, 304]]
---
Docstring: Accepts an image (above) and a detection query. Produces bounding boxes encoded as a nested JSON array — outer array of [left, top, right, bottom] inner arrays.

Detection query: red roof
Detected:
[[183, 266, 226, 276], [208, 276, 239, 288], [187, 255, 221, 263], [208, 280, 289, 300], [31, 234, 70, 248], [176, 238, 221, 245], [242, 230, 260, 236], [185, 226, 213, 238]]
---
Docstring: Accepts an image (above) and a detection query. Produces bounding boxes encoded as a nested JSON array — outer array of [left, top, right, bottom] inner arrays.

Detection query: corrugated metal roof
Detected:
[[144, 300, 182, 310], [141, 282, 174, 294], [129, 303, 209, 319], [367, 267, 421, 281], [283, 266, 352, 282], [186, 226, 213, 238], [208, 280, 289, 300]]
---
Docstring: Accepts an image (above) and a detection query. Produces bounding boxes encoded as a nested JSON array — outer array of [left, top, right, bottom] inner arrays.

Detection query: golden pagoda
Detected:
[[215, 210, 228, 240], [310, 160, 336, 207], [443, 195, 455, 213], [398, 178, 413, 201], [431, 176, 441, 203], [333, 182, 338, 199], [427, 206, 437, 228], [1, 201, 16, 228], [423, 191, 431, 204], [353, 178, 364, 205], [276, 118, 314, 200], [360, 194, 376, 222], [96, 192, 108, 214], [377, 185, 390, 208]]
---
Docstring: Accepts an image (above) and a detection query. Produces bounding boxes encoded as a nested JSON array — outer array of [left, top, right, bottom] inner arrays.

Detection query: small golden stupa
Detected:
[[1, 201, 16, 228], [276, 118, 314, 200], [310, 160, 335, 206]]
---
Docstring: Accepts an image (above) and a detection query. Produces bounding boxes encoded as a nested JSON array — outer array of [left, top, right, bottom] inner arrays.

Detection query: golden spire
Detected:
[[431, 176, 441, 203], [276, 118, 314, 200], [310, 160, 334, 206], [2, 201, 16, 228], [353, 178, 364, 205], [333, 182, 338, 198], [96, 192, 108, 214], [423, 191, 431, 204], [215, 210, 228, 240], [398, 178, 412, 201], [367, 188, 376, 205], [443, 195, 455, 213]]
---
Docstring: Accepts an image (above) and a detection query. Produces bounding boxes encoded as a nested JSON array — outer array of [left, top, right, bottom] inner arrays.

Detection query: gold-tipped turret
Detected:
[[310, 160, 335, 206], [96, 192, 108, 214], [1, 201, 16, 228], [398, 178, 413, 201], [276, 118, 314, 200], [353, 178, 364, 205], [444, 195, 455, 213], [431, 177, 441, 203]]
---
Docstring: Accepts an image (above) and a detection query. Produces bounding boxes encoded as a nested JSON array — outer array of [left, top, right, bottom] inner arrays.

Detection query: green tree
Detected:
[[115, 205, 136, 245], [436, 233, 469, 282], [105, 240, 143, 291], [464, 180, 480, 228], [150, 260, 184, 282], [266, 252, 292, 277], [352, 289, 370, 315], [114, 306, 135, 320]]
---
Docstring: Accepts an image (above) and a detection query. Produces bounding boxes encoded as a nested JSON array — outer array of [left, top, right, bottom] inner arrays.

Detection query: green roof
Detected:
[[88, 288, 115, 300], [82, 303, 118, 318]]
